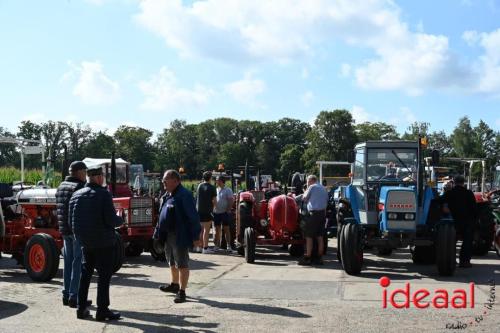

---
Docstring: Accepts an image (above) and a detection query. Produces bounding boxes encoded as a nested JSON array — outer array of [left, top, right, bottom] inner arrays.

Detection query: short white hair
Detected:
[[307, 175, 317, 183]]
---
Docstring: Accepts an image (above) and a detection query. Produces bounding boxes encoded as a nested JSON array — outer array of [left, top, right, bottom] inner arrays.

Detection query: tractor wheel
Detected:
[[341, 223, 363, 275], [113, 232, 125, 274], [377, 247, 393, 256], [337, 225, 344, 263], [436, 224, 456, 276], [125, 242, 143, 257], [244, 227, 255, 263], [24, 233, 60, 282], [410, 245, 436, 265], [150, 239, 166, 262], [288, 244, 304, 257]]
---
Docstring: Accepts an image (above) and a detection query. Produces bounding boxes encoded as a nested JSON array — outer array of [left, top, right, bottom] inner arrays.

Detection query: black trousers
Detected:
[[458, 223, 474, 263], [78, 246, 115, 311]]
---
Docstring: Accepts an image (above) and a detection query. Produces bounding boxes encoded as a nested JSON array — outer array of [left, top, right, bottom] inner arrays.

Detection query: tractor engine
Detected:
[[16, 188, 59, 229]]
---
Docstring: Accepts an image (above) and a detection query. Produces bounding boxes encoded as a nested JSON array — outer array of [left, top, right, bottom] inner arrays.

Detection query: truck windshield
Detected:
[[366, 148, 417, 182]]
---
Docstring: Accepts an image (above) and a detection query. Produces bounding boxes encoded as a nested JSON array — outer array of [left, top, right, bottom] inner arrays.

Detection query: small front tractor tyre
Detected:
[[436, 224, 456, 276], [244, 227, 256, 263], [341, 223, 363, 275]]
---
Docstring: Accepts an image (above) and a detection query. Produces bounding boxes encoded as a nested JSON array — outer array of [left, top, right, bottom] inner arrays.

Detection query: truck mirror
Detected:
[[431, 150, 439, 166], [347, 150, 355, 164]]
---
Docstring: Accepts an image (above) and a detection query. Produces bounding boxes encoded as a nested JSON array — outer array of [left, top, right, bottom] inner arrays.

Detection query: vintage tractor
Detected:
[[236, 189, 304, 263], [337, 140, 458, 276], [82, 157, 157, 259], [0, 184, 125, 282]]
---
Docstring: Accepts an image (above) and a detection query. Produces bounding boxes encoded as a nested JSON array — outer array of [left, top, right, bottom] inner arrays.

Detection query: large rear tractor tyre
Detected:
[[377, 247, 393, 256], [150, 238, 166, 262], [113, 231, 125, 274], [436, 224, 456, 276], [24, 233, 60, 282], [337, 225, 344, 263], [341, 223, 363, 275], [288, 244, 304, 257], [244, 227, 256, 263], [411, 245, 436, 265], [125, 242, 143, 257]]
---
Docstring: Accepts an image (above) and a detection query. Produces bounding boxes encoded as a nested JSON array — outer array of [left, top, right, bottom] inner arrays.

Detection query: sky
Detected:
[[1, 0, 499, 137]]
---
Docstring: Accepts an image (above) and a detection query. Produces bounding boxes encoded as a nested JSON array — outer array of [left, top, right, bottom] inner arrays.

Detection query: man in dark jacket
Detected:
[[69, 165, 123, 321], [55, 160, 88, 307], [154, 170, 201, 303], [440, 175, 478, 268]]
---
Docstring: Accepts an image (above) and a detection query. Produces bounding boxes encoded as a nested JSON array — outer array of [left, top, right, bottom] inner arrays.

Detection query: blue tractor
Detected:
[[337, 140, 456, 276]]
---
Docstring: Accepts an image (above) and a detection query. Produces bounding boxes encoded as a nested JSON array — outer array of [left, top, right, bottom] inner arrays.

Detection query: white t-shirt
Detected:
[[214, 186, 233, 213]]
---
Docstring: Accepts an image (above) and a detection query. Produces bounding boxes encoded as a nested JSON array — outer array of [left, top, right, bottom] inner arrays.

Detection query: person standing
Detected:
[[55, 161, 88, 308], [213, 175, 234, 253], [196, 171, 217, 254], [154, 170, 201, 303], [439, 175, 478, 268], [69, 165, 123, 321], [299, 175, 328, 266]]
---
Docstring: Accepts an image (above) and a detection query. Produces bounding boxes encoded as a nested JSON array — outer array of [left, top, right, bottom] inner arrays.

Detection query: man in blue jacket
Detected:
[[69, 165, 123, 321], [154, 169, 201, 303]]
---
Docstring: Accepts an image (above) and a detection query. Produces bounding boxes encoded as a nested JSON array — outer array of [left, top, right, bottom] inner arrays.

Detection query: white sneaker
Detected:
[[226, 247, 236, 254], [202, 248, 215, 254]]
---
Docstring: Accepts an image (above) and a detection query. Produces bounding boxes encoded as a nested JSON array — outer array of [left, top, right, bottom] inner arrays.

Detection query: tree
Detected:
[[279, 144, 304, 182], [17, 120, 43, 169], [82, 131, 116, 159], [65, 122, 92, 161], [303, 110, 357, 172], [428, 130, 453, 156], [450, 117, 476, 157], [217, 142, 248, 171], [355, 122, 399, 141], [0, 127, 19, 167], [401, 122, 430, 141], [114, 126, 155, 171]]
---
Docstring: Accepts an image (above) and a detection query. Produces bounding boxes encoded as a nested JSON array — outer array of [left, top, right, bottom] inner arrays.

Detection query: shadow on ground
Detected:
[[0, 300, 28, 320]]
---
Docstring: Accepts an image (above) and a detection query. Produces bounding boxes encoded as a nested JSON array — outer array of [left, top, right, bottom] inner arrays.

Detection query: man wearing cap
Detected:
[[55, 161, 89, 308], [213, 175, 235, 253], [69, 165, 123, 320], [439, 175, 478, 268]]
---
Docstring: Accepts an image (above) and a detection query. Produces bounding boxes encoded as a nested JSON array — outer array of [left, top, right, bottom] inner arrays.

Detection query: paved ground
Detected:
[[1, 239, 499, 333]]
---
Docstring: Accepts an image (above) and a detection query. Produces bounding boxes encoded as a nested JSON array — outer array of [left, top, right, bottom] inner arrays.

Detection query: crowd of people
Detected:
[[56, 159, 479, 322]]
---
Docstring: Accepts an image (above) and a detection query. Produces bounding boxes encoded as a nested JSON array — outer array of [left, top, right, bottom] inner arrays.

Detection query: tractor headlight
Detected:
[[404, 213, 415, 220], [388, 213, 398, 220], [260, 219, 269, 227]]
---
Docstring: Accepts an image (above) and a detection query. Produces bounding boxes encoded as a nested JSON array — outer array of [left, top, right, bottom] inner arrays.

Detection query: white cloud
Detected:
[[63, 61, 121, 106], [340, 63, 351, 77], [139, 67, 214, 111], [350, 105, 379, 124], [134, 0, 500, 96], [300, 91, 314, 107], [224, 73, 266, 105], [462, 30, 479, 46]]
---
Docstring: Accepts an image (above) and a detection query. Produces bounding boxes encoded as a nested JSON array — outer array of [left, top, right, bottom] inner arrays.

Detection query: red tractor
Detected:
[[236, 189, 304, 263], [82, 157, 158, 259], [0, 185, 62, 281], [0, 184, 125, 282]]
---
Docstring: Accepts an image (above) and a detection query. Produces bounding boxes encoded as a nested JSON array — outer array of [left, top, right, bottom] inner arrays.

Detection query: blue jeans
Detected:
[[62, 235, 83, 301]]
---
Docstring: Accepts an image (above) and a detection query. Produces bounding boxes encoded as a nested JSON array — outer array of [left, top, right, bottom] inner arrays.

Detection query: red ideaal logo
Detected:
[[380, 276, 475, 309]]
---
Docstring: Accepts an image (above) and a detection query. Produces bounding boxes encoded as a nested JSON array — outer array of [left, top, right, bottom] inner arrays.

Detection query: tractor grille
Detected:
[[130, 197, 153, 225], [385, 191, 416, 231]]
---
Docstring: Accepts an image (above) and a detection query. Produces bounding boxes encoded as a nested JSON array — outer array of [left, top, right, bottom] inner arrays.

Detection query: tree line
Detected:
[[0, 110, 498, 183]]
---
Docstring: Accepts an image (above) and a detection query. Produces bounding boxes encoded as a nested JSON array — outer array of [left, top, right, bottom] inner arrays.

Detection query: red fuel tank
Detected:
[[268, 195, 298, 233]]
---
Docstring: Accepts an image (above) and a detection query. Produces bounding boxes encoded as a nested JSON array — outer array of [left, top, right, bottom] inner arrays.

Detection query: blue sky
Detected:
[[1, 0, 499, 136]]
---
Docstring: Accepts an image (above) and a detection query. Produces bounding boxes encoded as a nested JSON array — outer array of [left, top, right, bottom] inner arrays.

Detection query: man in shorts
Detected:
[[299, 175, 328, 266], [196, 171, 217, 254], [153, 170, 201, 303], [213, 175, 235, 253]]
